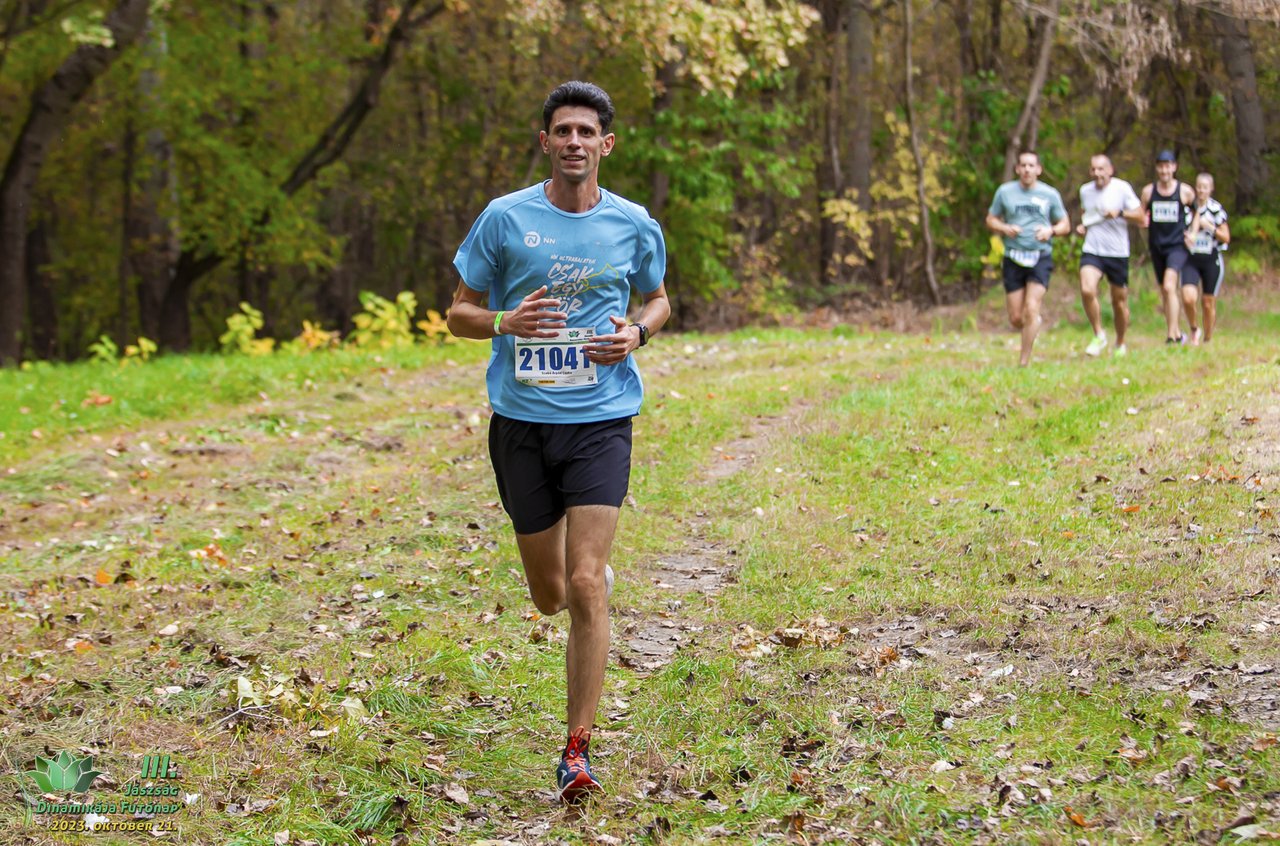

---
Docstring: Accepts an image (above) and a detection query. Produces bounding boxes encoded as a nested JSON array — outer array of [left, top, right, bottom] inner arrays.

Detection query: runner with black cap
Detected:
[[1140, 150, 1197, 344]]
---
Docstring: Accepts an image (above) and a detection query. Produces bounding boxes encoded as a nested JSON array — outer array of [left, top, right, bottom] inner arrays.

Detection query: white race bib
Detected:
[[1150, 200, 1179, 224], [1191, 229, 1215, 255], [514, 328, 598, 388], [1008, 248, 1042, 268]]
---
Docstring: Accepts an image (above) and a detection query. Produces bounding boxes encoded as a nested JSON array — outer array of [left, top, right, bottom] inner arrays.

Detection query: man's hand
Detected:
[[585, 315, 640, 366], [500, 286, 567, 338], [1184, 230, 1197, 250], [1006, 224, 1022, 238], [1075, 223, 1086, 237], [1034, 226, 1053, 242], [1105, 208, 1121, 219]]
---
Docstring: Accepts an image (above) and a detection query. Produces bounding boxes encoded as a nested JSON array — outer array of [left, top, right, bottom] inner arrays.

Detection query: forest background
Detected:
[[1, 0, 1278, 365]]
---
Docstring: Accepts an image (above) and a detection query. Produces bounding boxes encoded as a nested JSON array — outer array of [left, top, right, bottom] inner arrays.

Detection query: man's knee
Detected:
[[566, 565, 608, 612], [1180, 286, 1198, 306]]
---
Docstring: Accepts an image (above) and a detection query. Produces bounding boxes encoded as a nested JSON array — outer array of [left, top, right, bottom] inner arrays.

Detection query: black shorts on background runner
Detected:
[[1002, 253, 1053, 292], [1081, 253, 1129, 287], [1151, 245, 1189, 283], [489, 413, 633, 535], [1182, 254, 1225, 296]]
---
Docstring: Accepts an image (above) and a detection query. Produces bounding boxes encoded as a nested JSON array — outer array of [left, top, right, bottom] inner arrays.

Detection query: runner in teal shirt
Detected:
[[985, 150, 1070, 366]]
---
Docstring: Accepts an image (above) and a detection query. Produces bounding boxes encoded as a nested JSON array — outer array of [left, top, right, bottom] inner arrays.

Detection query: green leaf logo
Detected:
[[26, 751, 103, 793]]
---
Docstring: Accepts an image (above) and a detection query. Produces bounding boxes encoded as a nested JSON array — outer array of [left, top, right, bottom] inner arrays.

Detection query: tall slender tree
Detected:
[[0, 0, 151, 364]]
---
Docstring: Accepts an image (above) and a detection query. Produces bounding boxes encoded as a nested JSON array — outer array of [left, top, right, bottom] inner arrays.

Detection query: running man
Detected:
[[448, 81, 670, 803], [986, 150, 1071, 366], [1076, 154, 1144, 356], [1140, 149, 1197, 344], [1181, 172, 1230, 344]]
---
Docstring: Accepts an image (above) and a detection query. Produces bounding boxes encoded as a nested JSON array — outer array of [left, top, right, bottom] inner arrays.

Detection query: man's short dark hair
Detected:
[[543, 81, 615, 133], [1017, 149, 1039, 164]]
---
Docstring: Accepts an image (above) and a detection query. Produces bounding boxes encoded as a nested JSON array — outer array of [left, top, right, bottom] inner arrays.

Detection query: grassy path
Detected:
[[1, 284, 1278, 844]]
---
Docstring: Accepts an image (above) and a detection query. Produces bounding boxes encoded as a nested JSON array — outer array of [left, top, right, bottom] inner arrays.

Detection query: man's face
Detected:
[[541, 106, 614, 185], [1090, 156, 1113, 189], [1196, 176, 1214, 204], [1016, 154, 1041, 187], [1155, 160, 1177, 182]]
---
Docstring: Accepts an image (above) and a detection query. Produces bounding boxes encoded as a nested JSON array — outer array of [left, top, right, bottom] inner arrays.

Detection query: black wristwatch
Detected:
[[630, 322, 650, 347]]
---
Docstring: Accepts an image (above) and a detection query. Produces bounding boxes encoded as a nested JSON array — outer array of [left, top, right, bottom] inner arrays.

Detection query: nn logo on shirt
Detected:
[[523, 231, 554, 248]]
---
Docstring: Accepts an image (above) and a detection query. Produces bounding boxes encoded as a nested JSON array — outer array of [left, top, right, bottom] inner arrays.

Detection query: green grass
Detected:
[[1, 278, 1279, 844]]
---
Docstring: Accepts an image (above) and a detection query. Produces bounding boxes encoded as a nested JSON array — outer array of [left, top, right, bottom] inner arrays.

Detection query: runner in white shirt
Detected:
[[1076, 154, 1144, 357], [1180, 173, 1230, 344]]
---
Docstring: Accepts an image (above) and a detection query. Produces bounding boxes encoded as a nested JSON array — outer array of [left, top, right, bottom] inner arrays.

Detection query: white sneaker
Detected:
[[605, 564, 614, 599], [1114, 344, 1127, 357], [1085, 334, 1108, 357]]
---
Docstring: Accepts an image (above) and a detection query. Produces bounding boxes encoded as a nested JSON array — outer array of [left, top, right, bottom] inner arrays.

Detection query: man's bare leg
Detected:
[[516, 518, 567, 615], [562, 504, 618, 734], [1180, 282, 1200, 343], [1110, 284, 1130, 349], [1162, 269, 1182, 340], [1019, 283, 1046, 367], [1079, 265, 1104, 337]]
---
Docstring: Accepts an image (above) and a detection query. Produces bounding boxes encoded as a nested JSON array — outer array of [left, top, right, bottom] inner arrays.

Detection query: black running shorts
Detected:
[[488, 413, 633, 535], [1081, 253, 1130, 288], [1151, 245, 1189, 283], [1002, 253, 1052, 293], [1182, 254, 1225, 296]]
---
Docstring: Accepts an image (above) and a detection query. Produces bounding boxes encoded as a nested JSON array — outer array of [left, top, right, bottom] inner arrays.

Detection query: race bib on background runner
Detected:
[[1191, 230, 1215, 255], [1150, 200, 1179, 224], [1008, 248, 1042, 268], [515, 328, 598, 387]]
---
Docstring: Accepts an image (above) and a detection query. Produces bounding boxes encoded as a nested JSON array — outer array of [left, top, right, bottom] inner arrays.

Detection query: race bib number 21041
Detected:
[[515, 328, 598, 388]]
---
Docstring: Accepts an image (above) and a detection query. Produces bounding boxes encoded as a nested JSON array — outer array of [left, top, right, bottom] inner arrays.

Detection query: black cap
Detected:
[[1156, 149, 1177, 163]]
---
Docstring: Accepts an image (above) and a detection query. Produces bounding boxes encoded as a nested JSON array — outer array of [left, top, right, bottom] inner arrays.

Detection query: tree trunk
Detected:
[[847, 0, 873, 208], [815, 0, 843, 281], [132, 19, 179, 346], [1000, 0, 1059, 182], [0, 0, 151, 365], [1210, 6, 1268, 214], [26, 218, 58, 359], [649, 61, 679, 221], [903, 0, 941, 305]]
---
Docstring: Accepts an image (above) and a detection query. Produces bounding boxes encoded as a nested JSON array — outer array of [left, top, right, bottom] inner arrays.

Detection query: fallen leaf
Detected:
[[1122, 505, 1142, 513], [94, 567, 113, 586], [157, 623, 180, 637], [443, 783, 469, 805], [1065, 806, 1092, 828]]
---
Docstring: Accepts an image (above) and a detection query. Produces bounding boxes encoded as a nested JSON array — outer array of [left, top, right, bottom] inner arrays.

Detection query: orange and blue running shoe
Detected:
[[556, 726, 601, 803]]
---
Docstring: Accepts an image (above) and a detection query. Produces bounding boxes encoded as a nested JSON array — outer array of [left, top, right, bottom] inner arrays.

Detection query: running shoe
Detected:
[[1166, 334, 1186, 345], [1190, 327, 1202, 346], [557, 726, 601, 803], [1114, 344, 1128, 358], [1084, 334, 1108, 357]]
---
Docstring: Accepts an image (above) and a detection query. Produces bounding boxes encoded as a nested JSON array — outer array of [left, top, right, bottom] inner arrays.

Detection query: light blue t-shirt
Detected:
[[989, 180, 1067, 258], [453, 182, 666, 424]]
